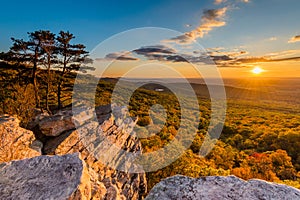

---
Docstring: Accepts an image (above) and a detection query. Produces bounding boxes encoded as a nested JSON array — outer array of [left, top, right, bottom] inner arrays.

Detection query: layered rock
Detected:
[[0, 115, 41, 162], [145, 175, 300, 200], [0, 153, 91, 200], [32, 105, 147, 200], [31, 104, 112, 137]]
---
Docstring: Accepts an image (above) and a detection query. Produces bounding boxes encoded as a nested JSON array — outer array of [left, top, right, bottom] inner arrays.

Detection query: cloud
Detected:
[[206, 47, 300, 67], [236, 56, 300, 63], [236, 57, 268, 63], [265, 50, 300, 59], [95, 51, 139, 61], [165, 7, 228, 44], [212, 55, 300, 68], [239, 0, 250, 3], [130, 45, 215, 64], [132, 45, 252, 66], [208, 49, 248, 57], [132, 45, 177, 61], [97, 42, 300, 69], [206, 47, 225, 52], [214, 0, 227, 5], [131, 44, 300, 66], [97, 46, 300, 69], [269, 37, 277, 41], [133, 45, 177, 55], [215, 0, 249, 5], [288, 35, 300, 43], [271, 56, 300, 62]]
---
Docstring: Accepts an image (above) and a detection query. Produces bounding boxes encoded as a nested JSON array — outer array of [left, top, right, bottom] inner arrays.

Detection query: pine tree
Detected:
[[56, 31, 93, 109]]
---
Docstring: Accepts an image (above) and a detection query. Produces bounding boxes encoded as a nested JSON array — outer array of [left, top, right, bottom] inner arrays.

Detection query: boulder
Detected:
[[145, 175, 300, 200], [0, 153, 92, 200], [0, 115, 41, 162]]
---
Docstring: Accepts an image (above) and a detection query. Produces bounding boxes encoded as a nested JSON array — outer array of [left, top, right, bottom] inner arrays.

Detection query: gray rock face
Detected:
[[0, 115, 41, 162], [145, 175, 300, 200], [0, 153, 91, 200]]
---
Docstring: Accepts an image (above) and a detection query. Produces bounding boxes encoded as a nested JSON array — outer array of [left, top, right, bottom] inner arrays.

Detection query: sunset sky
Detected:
[[1, 0, 300, 78]]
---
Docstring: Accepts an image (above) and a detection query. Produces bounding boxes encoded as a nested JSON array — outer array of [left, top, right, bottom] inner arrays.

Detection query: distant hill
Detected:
[[102, 77, 300, 105]]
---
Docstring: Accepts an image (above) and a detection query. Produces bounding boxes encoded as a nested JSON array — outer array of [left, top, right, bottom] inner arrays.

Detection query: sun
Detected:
[[252, 67, 264, 75]]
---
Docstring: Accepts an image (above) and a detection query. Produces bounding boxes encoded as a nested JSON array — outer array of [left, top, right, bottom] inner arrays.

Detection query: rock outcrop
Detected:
[[145, 175, 300, 200], [0, 153, 91, 200], [31, 105, 112, 137], [2, 109, 300, 200], [31, 105, 147, 200], [0, 115, 41, 162]]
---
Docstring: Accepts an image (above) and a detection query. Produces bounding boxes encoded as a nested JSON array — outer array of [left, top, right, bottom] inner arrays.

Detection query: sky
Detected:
[[1, 0, 300, 78]]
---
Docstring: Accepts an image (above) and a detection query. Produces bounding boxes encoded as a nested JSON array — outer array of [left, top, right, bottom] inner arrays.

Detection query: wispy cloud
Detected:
[[164, 7, 228, 44], [288, 35, 300, 43], [214, 0, 227, 5], [200, 47, 300, 67], [132, 45, 177, 61], [95, 51, 139, 61], [265, 50, 300, 59], [206, 47, 225, 52], [240, 0, 250, 3], [132, 45, 250, 66], [215, 0, 250, 5], [98, 45, 300, 69], [133, 45, 177, 55], [269, 37, 277, 41], [208, 49, 248, 57]]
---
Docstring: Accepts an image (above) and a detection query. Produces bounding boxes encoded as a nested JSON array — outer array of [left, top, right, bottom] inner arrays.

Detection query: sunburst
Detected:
[[252, 67, 264, 75]]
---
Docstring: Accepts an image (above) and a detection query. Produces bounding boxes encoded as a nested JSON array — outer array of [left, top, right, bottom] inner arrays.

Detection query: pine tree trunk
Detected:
[[32, 64, 40, 109], [57, 56, 67, 110], [32, 47, 40, 109], [57, 80, 62, 110], [45, 55, 51, 113]]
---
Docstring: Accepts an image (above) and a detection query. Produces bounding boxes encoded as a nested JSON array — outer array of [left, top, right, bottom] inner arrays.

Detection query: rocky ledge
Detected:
[[145, 175, 300, 200], [0, 104, 147, 200]]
